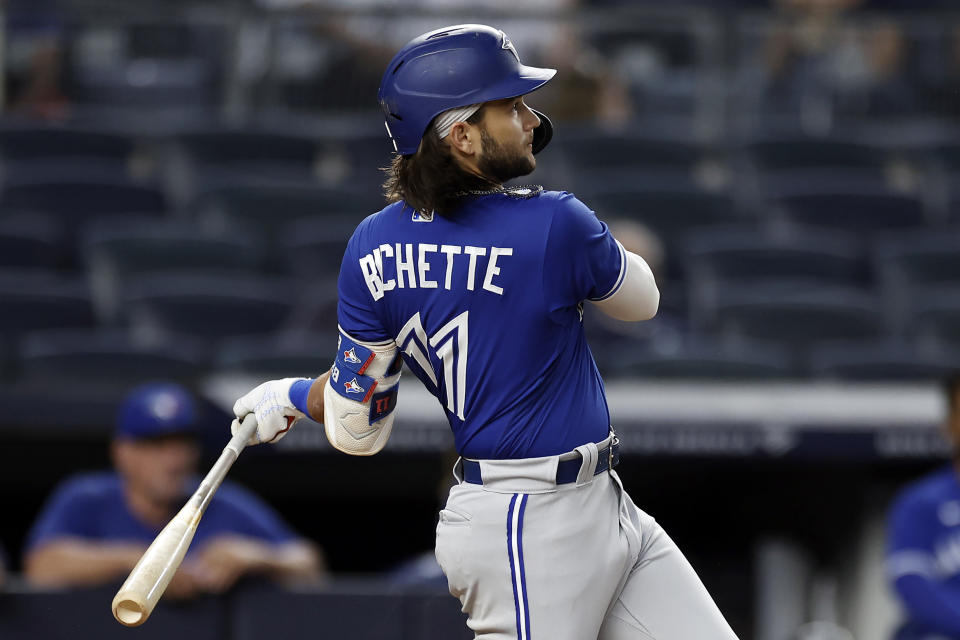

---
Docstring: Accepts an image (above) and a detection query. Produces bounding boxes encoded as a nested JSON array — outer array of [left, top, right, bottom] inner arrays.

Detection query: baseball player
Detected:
[[231, 24, 739, 639], [887, 374, 960, 639]]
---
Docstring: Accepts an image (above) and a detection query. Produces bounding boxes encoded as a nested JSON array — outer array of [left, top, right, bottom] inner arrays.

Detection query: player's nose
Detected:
[[522, 103, 540, 131]]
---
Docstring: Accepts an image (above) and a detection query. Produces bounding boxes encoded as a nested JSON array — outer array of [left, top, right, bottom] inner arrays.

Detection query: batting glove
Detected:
[[231, 378, 308, 445]]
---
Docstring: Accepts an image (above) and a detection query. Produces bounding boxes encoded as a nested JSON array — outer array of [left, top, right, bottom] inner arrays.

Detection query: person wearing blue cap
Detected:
[[24, 382, 322, 596]]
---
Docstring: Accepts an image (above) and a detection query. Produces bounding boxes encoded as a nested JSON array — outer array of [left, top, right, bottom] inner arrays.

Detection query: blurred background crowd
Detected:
[[1, 0, 960, 638]]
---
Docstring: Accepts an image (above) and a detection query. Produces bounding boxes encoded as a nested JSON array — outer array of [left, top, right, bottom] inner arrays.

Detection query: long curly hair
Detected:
[[381, 108, 494, 217]]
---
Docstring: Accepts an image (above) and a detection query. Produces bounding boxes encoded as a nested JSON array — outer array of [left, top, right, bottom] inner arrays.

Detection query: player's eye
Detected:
[[513, 101, 520, 112]]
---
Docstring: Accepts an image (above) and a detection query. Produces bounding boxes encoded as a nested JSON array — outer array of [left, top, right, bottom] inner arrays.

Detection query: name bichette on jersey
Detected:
[[358, 243, 513, 300]]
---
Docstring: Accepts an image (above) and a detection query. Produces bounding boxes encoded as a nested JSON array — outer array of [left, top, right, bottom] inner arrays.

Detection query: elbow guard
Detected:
[[323, 328, 402, 456]]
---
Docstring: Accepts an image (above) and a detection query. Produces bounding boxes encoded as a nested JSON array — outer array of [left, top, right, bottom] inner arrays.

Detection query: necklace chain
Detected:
[[456, 184, 543, 198]]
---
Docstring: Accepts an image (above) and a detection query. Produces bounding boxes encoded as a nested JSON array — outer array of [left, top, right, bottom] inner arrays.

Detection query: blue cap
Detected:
[[115, 382, 200, 440], [378, 24, 556, 155]]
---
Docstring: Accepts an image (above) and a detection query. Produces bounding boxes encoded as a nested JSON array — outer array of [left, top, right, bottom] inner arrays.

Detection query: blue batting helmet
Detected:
[[115, 382, 200, 441], [377, 24, 556, 156]]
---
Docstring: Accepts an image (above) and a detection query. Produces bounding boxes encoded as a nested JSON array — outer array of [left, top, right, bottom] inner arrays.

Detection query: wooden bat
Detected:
[[111, 413, 259, 627]]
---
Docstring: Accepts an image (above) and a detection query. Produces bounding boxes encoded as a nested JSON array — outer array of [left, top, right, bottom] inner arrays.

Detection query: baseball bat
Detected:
[[111, 413, 259, 627]]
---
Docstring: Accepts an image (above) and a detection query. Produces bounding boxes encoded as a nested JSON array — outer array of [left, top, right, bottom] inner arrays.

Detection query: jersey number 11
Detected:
[[397, 311, 469, 420]]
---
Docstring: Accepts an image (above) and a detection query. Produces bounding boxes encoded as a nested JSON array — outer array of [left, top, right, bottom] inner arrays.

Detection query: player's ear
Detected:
[[447, 121, 477, 156]]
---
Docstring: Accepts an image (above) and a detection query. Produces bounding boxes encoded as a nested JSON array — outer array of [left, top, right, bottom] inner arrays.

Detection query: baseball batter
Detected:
[[231, 24, 739, 639]]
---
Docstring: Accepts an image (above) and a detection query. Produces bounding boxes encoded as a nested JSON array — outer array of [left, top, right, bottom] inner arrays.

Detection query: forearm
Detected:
[[306, 370, 332, 423], [258, 541, 325, 581], [593, 248, 659, 322], [25, 540, 145, 587]]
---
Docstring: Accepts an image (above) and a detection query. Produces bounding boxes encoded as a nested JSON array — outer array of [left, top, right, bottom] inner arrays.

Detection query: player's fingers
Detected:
[[232, 395, 253, 419], [229, 418, 241, 437]]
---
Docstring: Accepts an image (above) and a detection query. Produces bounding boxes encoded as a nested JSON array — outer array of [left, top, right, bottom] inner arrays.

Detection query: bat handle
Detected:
[[195, 413, 258, 515]]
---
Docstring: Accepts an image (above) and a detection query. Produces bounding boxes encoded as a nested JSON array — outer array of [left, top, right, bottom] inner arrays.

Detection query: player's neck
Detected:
[[453, 155, 501, 190]]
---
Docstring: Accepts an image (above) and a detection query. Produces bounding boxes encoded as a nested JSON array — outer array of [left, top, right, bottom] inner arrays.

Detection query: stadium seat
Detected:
[[277, 218, 356, 277], [0, 180, 168, 235], [911, 289, 960, 349], [83, 220, 264, 321], [17, 329, 205, 383], [0, 220, 64, 269], [875, 230, 960, 331], [0, 125, 134, 162], [588, 187, 740, 239], [613, 340, 796, 380], [0, 273, 96, 337], [684, 227, 866, 285], [767, 179, 926, 233], [714, 288, 885, 346], [683, 228, 868, 325], [122, 273, 301, 341], [215, 333, 332, 377], [744, 137, 885, 171], [194, 184, 380, 246], [807, 341, 959, 381], [558, 130, 707, 171], [0, 125, 138, 183]]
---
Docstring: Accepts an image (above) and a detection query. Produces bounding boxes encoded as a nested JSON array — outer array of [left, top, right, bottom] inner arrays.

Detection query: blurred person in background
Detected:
[[757, 0, 917, 123], [2, 0, 68, 119], [24, 382, 323, 597], [886, 374, 960, 640]]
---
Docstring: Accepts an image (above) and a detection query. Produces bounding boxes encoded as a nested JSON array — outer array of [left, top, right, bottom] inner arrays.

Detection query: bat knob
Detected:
[[113, 595, 148, 627]]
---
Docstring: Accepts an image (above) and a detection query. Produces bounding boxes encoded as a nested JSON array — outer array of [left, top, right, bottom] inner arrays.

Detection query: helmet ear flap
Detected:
[[530, 109, 553, 155]]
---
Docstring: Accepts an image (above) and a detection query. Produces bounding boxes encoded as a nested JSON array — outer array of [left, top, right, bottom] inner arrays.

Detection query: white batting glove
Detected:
[[231, 378, 308, 445]]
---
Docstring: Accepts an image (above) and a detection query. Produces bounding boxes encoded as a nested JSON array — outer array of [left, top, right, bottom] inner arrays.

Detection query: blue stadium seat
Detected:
[[744, 137, 885, 171], [875, 230, 960, 331], [558, 130, 707, 170], [714, 288, 885, 346], [768, 180, 926, 233], [177, 130, 318, 168], [911, 289, 960, 349], [876, 230, 960, 287], [588, 187, 740, 239], [17, 329, 205, 383], [122, 273, 300, 341], [0, 273, 95, 336], [84, 219, 265, 321], [0, 219, 63, 269], [684, 227, 866, 286], [0, 125, 138, 184], [613, 340, 796, 380], [1, 179, 167, 226], [194, 184, 380, 245], [807, 341, 958, 381], [215, 333, 331, 377], [278, 218, 356, 277]]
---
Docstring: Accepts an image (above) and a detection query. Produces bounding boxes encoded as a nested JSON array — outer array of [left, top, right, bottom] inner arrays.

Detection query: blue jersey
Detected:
[[26, 472, 297, 553], [337, 190, 626, 459], [887, 466, 960, 638]]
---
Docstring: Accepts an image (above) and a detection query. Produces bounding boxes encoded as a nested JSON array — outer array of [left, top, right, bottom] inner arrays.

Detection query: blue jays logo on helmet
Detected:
[[343, 348, 363, 365], [344, 378, 365, 394], [377, 24, 557, 156]]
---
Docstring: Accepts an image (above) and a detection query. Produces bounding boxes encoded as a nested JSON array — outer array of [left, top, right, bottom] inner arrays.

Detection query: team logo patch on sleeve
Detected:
[[343, 348, 363, 365], [344, 378, 365, 394]]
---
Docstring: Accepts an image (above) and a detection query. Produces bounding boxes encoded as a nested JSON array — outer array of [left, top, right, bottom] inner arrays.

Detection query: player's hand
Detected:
[[231, 378, 308, 445], [189, 536, 270, 594]]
